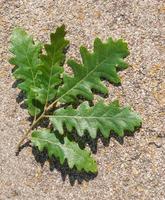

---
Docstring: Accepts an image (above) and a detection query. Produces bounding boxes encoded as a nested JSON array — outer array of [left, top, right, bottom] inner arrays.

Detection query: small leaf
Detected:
[[50, 101, 142, 138], [57, 38, 129, 103], [31, 130, 97, 173], [34, 25, 69, 104], [9, 28, 42, 116]]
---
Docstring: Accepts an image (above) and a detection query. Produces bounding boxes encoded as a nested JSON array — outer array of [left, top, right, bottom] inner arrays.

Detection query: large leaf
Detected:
[[9, 28, 42, 116], [33, 25, 69, 104], [57, 38, 129, 103], [50, 101, 142, 138], [10, 25, 69, 116], [31, 130, 97, 173]]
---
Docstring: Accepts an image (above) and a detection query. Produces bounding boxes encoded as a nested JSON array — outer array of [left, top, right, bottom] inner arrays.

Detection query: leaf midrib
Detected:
[[33, 137, 80, 156], [57, 54, 114, 102], [49, 115, 136, 120], [45, 42, 59, 104], [34, 137, 62, 147], [24, 41, 38, 116]]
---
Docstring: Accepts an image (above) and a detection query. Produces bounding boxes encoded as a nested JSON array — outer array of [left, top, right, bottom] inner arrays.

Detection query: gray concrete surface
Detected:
[[0, 0, 165, 199]]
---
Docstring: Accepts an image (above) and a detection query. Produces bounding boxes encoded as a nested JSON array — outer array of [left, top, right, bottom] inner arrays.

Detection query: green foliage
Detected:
[[50, 101, 142, 138], [57, 38, 129, 103], [32, 130, 97, 173], [9, 28, 42, 115], [34, 25, 69, 105], [10, 25, 69, 116], [10, 25, 142, 174]]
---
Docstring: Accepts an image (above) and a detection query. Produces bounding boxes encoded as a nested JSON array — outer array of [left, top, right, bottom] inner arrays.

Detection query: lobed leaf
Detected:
[[31, 130, 97, 173], [33, 25, 69, 105], [9, 28, 42, 116], [10, 25, 69, 116], [50, 101, 142, 138], [57, 38, 129, 103]]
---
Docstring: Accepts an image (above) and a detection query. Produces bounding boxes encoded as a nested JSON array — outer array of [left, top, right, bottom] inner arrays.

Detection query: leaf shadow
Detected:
[[16, 140, 97, 185], [16, 127, 140, 185], [15, 141, 31, 156], [12, 80, 28, 109], [66, 128, 139, 154], [29, 128, 139, 185], [32, 146, 97, 186]]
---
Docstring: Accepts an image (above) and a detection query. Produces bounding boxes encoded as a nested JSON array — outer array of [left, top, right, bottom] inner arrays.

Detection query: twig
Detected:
[[16, 98, 58, 152], [16, 112, 45, 151]]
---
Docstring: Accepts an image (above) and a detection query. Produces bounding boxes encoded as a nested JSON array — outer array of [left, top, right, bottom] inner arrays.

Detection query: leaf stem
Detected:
[[17, 97, 58, 151], [45, 100, 57, 111], [17, 82, 68, 150], [16, 112, 45, 151]]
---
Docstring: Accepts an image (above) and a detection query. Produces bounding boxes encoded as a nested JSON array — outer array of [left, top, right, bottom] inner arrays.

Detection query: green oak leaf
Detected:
[[57, 38, 129, 103], [50, 101, 142, 138], [10, 25, 69, 116], [9, 27, 42, 116], [31, 130, 97, 173], [33, 25, 69, 105]]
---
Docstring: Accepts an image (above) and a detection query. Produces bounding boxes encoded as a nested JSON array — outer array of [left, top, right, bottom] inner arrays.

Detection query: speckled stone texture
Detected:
[[0, 0, 165, 199]]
